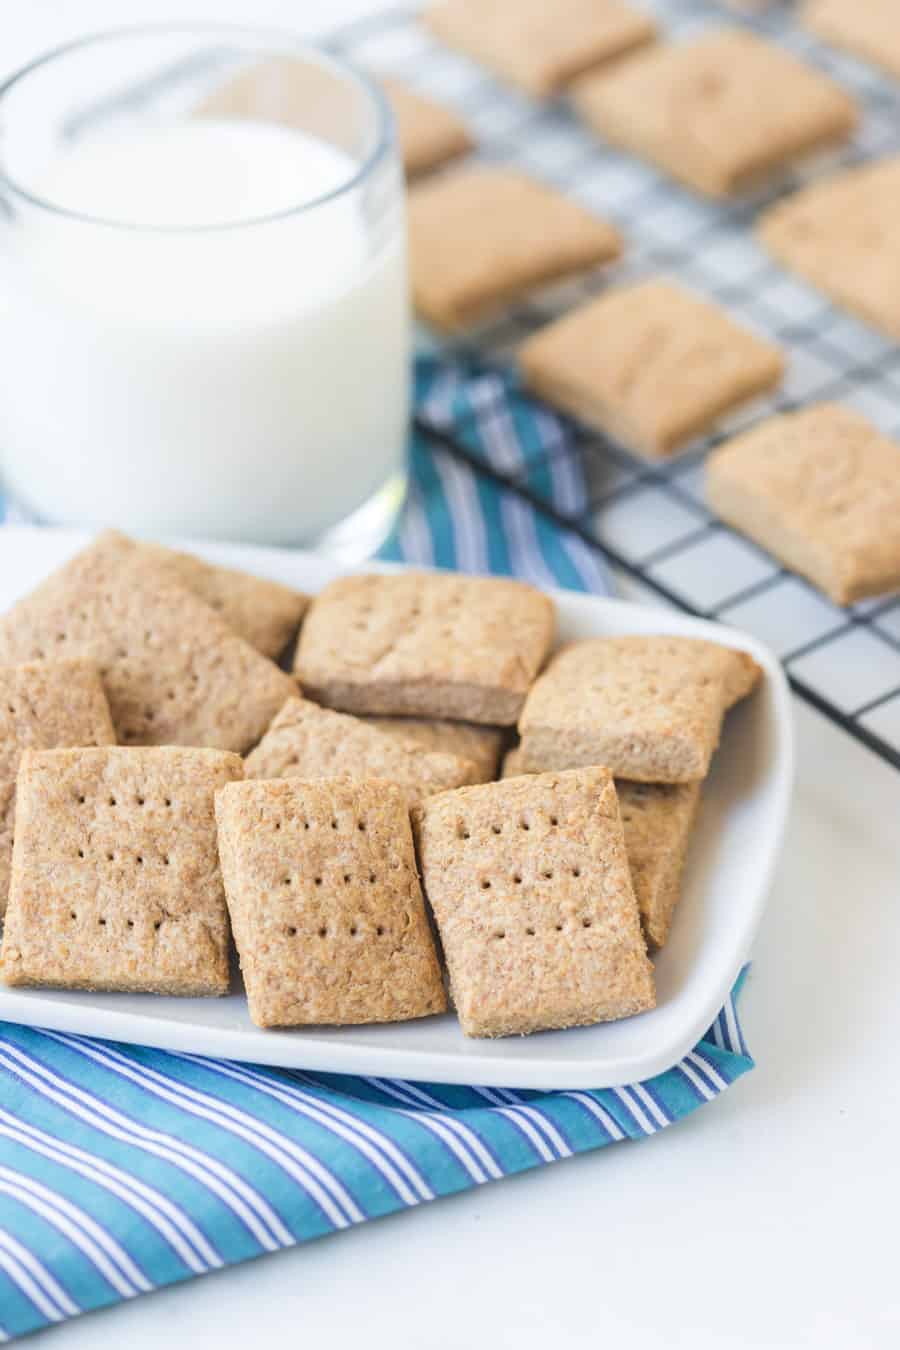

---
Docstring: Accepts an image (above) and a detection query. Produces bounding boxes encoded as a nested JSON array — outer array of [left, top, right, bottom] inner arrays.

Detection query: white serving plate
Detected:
[[0, 527, 793, 1088]]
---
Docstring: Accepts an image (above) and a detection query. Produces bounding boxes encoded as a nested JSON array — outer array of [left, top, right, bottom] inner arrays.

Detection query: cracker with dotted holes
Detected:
[[295, 571, 555, 725], [408, 167, 622, 332], [501, 751, 702, 947], [127, 534, 310, 659], [425, 0, 657, 98], [0, 532, 296, 751], [215, 776, 446, 1028], [518, 636, 760, 783], [381, 78, 472, 179], [412, 766, 654, 1037], [0, 660, 116, 916], [244, 697, 482, 804], [572, 29, 857, 199], [362, 716, 504, 782], [707, 403, 900, 605], [757, 156, 900, 340], [0, 746, 242, 995], [804, 0, 900, 82], [616, 780, 701, 949], [519, 278, 784, 458]]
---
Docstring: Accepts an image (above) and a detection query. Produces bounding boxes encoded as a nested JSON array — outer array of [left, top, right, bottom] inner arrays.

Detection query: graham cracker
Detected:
[[0, 532, 296, 751], [294, 571, 555, 725], [519, 278, 784, 458], [244, 696, 482, 803], [758, 156, 900, 339], [362, 716, 503, 781], [382, 78, 472, 178], [1, 747, 242, 995], [0, 660, 116, 916], [412, 766, 654, 1038], [617, 780, 701, 949], [518, 636, 761, 783], [500, 752, 701, 947], [707, 403, 900, 605], [132, 536, 309, 658], [425, 0, 657, 97], [215, 776, 446, 1028], [0, 661, 115, 782], [572, 28, 858, 198], [804, 0, 900, 80], [408, 166, 622, 331]]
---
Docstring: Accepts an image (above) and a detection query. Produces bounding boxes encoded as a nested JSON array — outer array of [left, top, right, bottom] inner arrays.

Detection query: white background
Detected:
[[5, 3, 900, 1347]]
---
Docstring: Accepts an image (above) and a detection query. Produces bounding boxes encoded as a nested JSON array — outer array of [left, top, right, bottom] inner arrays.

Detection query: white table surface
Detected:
[[8, 3, 900, 1347]]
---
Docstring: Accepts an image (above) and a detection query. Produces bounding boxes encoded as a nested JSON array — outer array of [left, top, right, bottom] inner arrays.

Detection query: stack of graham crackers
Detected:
[[0, 532, 760, 1039]]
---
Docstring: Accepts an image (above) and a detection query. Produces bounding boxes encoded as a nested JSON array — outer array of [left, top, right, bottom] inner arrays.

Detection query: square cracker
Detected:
[[244, 697, 482, 803], [518, 636, 760, 783], [382, 79, 472, 179], [216, 776, 446, 1028], [0, 660, 115, 915], [294, 571, 555, 725], [758, 156, 900, 339], [573, 28, 857, 199], [412, 767, 654, 1038], [804, 0, 900, 81], [500, 752, 701, 947], [0, 532, 296, 751], [425, 0, 656, 98], [362, 716, 503, 782], [707, 403, 900, 605], [129, 535, 309, 658], [616, 780, 701, 949], [408, 166, 622, 331], [519, 278, 784, 458], [1, 746, 242, 995]]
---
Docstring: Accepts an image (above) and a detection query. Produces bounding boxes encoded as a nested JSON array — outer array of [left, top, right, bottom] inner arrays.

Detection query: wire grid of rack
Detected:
[[328, 0, 900, 771]]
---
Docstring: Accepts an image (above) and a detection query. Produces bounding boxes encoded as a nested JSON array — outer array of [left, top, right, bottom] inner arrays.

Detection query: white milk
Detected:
[[0, 120, 409, 543]]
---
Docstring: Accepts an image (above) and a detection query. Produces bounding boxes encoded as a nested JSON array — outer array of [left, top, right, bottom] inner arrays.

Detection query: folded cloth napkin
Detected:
[[0, 357, 754, 1340]]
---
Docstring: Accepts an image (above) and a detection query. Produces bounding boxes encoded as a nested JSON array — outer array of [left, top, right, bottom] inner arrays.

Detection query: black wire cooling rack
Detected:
[[328, 0, 900, 771]]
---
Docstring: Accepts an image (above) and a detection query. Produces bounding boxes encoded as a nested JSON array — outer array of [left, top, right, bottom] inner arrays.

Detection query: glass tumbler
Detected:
[[0, 27, 410, 556]]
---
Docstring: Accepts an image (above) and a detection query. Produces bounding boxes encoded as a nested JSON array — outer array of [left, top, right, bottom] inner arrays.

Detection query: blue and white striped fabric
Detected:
[[381, 356, 610, 592], [0, 357, 755, 1340], [0, 984, 752, 1340]]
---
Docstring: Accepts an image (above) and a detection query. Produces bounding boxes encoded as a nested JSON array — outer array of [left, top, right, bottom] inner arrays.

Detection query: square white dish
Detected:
[[0, 526, 794, 1088]]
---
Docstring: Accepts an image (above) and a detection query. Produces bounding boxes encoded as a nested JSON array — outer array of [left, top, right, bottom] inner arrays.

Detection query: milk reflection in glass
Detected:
[[1, 103, 408, 547]]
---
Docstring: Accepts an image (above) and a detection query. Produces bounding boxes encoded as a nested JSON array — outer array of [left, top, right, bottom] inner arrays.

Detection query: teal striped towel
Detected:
[[0, 358, 754, 1340]]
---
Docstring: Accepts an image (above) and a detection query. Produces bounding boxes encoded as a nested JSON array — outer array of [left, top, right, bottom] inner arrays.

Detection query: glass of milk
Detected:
[[0, 27, 410, 556]]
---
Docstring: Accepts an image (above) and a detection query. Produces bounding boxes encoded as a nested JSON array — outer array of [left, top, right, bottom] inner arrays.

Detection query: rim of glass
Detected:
[[0, 22, 394, 233]]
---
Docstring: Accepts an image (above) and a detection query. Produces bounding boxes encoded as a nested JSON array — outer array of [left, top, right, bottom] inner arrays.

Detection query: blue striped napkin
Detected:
[[0, 357, 755, 1341], [383, 356, 610, 590]]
